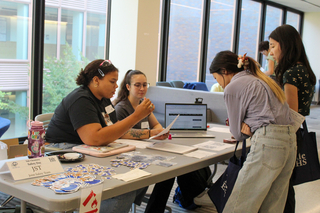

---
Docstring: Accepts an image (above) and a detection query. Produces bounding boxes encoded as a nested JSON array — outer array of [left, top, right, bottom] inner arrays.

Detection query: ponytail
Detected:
[[210, 51, 285, 104], [113, 69, 146, 105], [246, 56, 286, 104]]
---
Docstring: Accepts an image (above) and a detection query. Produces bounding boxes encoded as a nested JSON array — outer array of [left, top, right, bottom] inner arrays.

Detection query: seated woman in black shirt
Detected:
[[46, 59, 155, 213]]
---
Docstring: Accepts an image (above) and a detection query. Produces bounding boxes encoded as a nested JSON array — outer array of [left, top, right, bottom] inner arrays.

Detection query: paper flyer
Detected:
[[289, 108, 305, 132], [149, 114, 180, 140]]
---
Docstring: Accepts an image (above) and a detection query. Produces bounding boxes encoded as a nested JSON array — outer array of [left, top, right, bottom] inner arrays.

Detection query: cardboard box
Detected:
[[0, 138, 28, 159]]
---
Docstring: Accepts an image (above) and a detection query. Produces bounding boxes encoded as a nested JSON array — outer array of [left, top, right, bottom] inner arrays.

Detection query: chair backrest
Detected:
[[35, 113, 54, 130], [183, 82, 209, 91], [0, 117, 11, 138], [156, 81, 172, 87], [170, 80, 184, 88]]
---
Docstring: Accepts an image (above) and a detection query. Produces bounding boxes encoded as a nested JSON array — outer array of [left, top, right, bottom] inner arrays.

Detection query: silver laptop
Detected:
[[165, 103, 215, 138]]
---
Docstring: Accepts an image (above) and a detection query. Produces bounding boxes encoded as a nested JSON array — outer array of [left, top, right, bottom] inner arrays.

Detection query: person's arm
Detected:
[[121, 128, 150, 139], [224, 92, 248, 141], [76, 98, 154, 146], [148, 113, 162, 129], [241, 122, 253, 137], [284, 83, 299, 112], [264, 60, 275, 76], [120, 127, 167, 140], [224, 80, 255, 141], [120, 112, 168, 140]]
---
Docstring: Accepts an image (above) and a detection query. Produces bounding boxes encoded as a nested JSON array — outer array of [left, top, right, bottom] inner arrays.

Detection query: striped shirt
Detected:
[[224, 71, 292, 141]]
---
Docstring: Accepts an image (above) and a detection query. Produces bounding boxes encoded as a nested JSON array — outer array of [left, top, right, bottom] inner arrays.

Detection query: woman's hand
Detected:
[[241, 122, 252, 137], [150, 128, 169, 140], [134, 98, 155, 120]]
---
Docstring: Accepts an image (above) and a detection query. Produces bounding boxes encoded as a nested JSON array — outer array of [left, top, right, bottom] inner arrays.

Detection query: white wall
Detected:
[[135, 0, 161, 86], [110, 0, 161, 100], [109, 0, 139, 92], [302, 12, 320, 103]]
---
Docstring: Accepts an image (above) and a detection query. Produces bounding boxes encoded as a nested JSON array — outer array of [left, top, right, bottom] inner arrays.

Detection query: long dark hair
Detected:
[[113, 69, 146, 105], [210, 50, 285, 103], [76, 59, 118, 86], [269, 24, 316, 86]]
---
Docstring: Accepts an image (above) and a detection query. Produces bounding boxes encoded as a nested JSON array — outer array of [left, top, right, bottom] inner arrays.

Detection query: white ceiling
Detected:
[[268, 0, 320, 12]]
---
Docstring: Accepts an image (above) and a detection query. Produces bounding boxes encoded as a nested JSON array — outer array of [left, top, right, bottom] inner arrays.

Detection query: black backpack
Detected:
[[173, 166, 212, 209]]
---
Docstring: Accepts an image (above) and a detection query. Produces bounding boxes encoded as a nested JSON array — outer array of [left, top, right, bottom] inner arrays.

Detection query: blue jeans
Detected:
[[223, 125, 297, 213]]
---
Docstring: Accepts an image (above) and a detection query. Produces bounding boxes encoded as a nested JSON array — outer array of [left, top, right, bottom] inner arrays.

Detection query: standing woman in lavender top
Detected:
[[202, 50, 296, 213], [269, 24, 316, 213]]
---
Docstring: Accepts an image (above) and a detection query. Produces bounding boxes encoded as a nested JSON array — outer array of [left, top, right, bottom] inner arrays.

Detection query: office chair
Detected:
[[169, 80, 184, 88], [35, 113, 54, 131], [183, 82, 209, 91], [156, 81, 172, 87], [0, 117, 11, 138], [0, 117, 12, 208]]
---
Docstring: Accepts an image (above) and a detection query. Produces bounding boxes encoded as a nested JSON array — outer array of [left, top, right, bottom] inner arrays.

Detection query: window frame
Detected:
[[158, 0, 304, 83]]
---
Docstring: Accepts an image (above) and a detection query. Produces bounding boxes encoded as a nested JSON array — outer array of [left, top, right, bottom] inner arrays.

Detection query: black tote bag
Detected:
[[292, 121, 320, 185], [207, 140, 246, 213]]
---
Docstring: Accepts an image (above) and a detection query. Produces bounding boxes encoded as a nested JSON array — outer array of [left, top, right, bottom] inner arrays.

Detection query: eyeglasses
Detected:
[[133, 83, 149, 89], [98, 60, 112, 77]]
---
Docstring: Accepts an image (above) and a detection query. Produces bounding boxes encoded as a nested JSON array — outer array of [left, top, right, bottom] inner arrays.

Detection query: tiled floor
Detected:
[[1, 105, 320, 213]]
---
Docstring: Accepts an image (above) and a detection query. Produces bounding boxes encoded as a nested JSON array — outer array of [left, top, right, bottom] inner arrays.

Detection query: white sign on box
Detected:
[[79, 184, 103, 213], [6, 156, 64, 181]]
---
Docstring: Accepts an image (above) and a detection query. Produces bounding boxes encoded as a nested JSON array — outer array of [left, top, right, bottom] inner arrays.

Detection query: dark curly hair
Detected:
[[76, 59, 118, 86]]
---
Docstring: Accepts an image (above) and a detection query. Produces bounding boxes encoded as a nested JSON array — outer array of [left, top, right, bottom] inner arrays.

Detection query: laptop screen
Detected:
[[165, 103, 207, 130]]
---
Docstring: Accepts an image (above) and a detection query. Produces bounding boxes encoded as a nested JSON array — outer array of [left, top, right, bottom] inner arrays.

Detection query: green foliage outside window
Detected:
[[0, 43, 90, 118], [42, 44, 89, 113], [0, 91, 29, 120]]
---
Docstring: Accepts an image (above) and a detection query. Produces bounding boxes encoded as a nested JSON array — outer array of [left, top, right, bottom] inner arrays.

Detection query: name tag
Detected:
[[102, 112, 113, 126], [141, 121, 149, 129], [105, 105, 115, 114], [6, 156, 64, 181]]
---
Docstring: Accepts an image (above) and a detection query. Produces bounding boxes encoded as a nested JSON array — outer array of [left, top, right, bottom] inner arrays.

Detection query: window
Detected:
[[205, 0, 236, 89], [286, 11, 300, 32], [0, 0, 30, 139], [238, 0, 262, 60], [44, 7, 58, 58], [60, 9, 84, 61], [42, 1, 108, 114], [166, 0, 203, 82], [264, 5, 283, 40], [0, 1, 29, 60], [86, 12, 106, 61]]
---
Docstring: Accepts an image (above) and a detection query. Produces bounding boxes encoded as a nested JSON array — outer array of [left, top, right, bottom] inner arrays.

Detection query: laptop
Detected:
[[165, 103, 215, 138]]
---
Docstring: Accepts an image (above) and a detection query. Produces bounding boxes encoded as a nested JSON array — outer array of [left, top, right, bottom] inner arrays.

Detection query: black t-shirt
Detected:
[[114, 98, 149, 129], [283, 64, 314, 116], [46, 86, 117, 144]]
